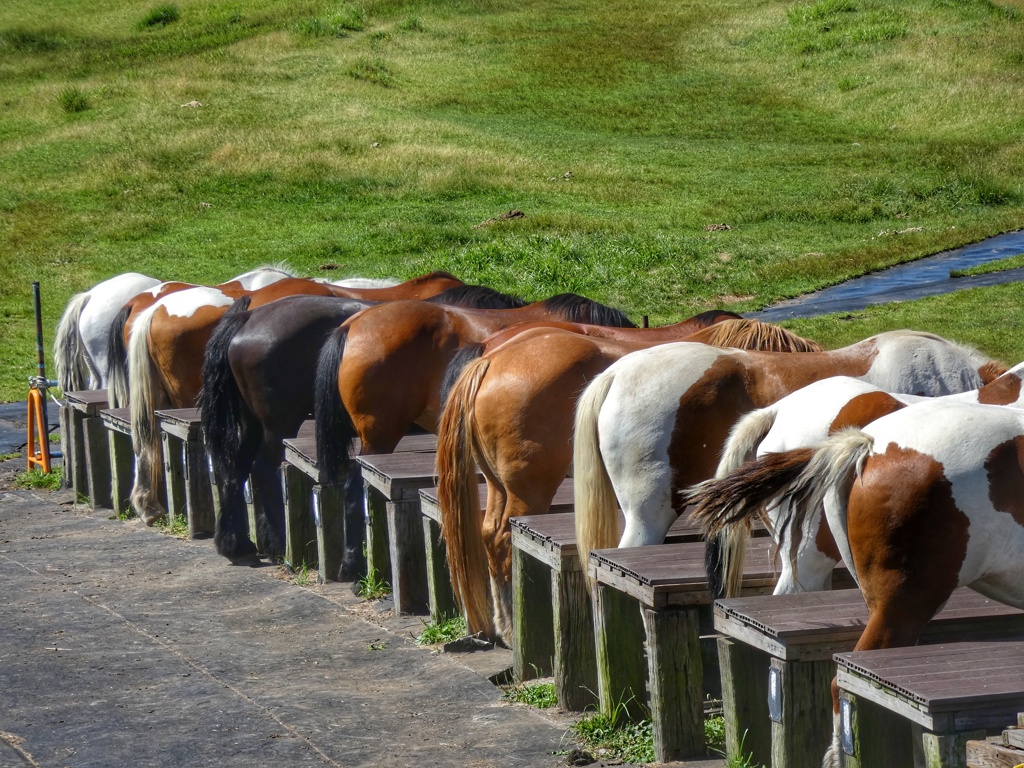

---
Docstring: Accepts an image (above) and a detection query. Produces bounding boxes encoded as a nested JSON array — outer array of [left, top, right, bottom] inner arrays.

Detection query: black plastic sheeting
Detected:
[[0, 399, 60, 455], [749, 229, 1024, 321]]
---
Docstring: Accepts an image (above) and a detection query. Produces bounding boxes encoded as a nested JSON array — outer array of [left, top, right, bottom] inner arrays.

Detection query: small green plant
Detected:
[[115, 505, 137, 521], [569, 699, 654, 765], [0, 452, 20, 462], [711, 730, 763, 768], [15, 467, 63, 490], [502, 681, 557, 709], [154, 514, 188, 537], [139, 3, 179, 29], [355, 566, 391, 599], [705, 713, 726, 751], [57, 87, 90, 114], [416, 615, 467, 645], [368, 640, 387, 651], [290, 562, 312, 586]]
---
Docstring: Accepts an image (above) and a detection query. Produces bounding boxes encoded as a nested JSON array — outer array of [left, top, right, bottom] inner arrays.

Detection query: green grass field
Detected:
[[2, 0, 1023, 400]]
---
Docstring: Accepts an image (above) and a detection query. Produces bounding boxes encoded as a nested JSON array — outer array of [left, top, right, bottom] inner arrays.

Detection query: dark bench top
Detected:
[[64, 389, 109, 415], [835, 639, 1024, 731], [154, 408, 203, 440], [283, 433, 437, 486], [357, 449, 472, 501], [716, 588, 1024, 662], [99, 407, 132, 434], [419, 478, 576, 524]]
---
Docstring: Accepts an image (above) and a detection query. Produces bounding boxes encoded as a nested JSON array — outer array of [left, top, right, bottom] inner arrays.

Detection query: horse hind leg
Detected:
[[213, 425, 261, 560], [249, 433, 287, 562]]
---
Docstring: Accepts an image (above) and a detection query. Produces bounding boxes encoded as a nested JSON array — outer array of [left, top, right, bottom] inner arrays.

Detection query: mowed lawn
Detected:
[[1, 0, 1023, 400]]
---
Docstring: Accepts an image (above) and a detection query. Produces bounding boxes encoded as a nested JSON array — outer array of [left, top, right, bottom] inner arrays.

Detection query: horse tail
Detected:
[[199, 296, 253, 486], [314, 325, 357, 486], [573, 367, 620, 574], [106, 305, 133, 407], [54, 290, 92, 392], [127, 303, 166, 520], [436, 356, 494, 637], [440, 342, 484, 412]]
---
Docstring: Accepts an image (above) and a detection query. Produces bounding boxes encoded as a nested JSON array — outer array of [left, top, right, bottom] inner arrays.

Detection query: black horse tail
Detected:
[[106, 304, 133, 407], [543, 293, 637, 328], [198, 296, 253, 485], [314, 325, 358, 486], [440, 342, 485, 412]]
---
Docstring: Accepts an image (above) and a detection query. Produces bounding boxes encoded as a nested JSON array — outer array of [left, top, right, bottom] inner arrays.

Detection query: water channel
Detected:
[[748, 228, 1024, 322]]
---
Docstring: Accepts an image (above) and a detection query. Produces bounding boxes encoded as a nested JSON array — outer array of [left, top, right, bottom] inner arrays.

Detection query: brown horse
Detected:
[[312, 294, 636, 487], [436, 318, 823, 639], [127, 271, 465, 521]]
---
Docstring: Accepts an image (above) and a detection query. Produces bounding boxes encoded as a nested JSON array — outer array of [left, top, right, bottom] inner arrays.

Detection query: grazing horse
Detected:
[[437, 318, 822, 640], [312, 293, 636, 489], [684, 399, 1024, 768], [105, 265, 302, 407], [573, 330, 1007, 572], [198, 285, 524, 565], [53, 272, 163, 391], [689, 361, 1024, 598], [127, 272, 464, 523]]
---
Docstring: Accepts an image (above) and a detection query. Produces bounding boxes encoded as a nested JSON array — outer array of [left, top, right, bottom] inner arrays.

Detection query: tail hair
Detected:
[[436, 356, 494, 637], [54, 290, 91, 391], [199, 296, 252, 483], [127, 303, 162, 461], [314, 325, 357, 486], [106, 304, 133, 407], [573, 367, 621, 575]]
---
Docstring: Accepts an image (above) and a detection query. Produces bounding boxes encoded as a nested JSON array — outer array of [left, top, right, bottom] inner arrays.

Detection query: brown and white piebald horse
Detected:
[[573, 330, 1007, 573], [686, 398, 1024, 768], [127, 271, 465, 522], [686, 361, 1024, 599], [437, 318, 822, 640]]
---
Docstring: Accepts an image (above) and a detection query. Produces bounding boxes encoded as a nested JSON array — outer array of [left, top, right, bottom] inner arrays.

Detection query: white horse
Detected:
[[573, 330, 1007, 566]]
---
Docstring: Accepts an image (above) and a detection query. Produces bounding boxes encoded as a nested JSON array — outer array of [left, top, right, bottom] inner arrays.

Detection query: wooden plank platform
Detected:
[[714, 589, 1024, 768], [99, 408, 133, 516], [62, 390, 111, 509], [155, 408, 214, 538]]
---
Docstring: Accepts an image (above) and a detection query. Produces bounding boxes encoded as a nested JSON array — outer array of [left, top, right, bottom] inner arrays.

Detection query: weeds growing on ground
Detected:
[[415, 615, 466, 645], [138, 3, 179, 28], [57, 86, 90, 114], [569, 699, 654, 764], [502, 681, 557, 709], [15, 467, 63, 490], [0, 452, 20, 462], [355, 566, 391, 600], [153, 514, 188, 537]]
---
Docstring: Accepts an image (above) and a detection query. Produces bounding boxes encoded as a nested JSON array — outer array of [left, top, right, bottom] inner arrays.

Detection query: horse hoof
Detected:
[[216, 533, 258, 560]]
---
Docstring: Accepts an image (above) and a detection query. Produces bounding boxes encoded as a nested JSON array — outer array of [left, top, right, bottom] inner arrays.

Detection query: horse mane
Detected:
[[426, 284, 527, 309], [253, 262, 298, 277], [688, 318, 822, 352], [540, 293, 636, 328]]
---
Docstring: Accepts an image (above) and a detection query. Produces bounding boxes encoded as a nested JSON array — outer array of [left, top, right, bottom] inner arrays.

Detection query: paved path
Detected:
[[0, 486, 580, 768]]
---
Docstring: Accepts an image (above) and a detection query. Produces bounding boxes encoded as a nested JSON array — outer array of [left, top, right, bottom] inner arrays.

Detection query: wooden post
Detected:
[[593, 583, 648, 720], [552, 567, 598, 711], [386, 499, 428, 614], [363, 484, 391, 588], [282, 463, 316, 568], [60, 405, 83, 494], [718, 638, 772, 767], [840, 691, 914, 768], [643, 606, 704, 761], [107, 429, 134, 517], [83, 416, 112, 508], [770, 657, 836, 768], [512, 547, 554, 681], [422, 513, 459, 622], [314, 484, 346, 584], [183, 438, 215, 536], [916, 728, 984, 768], [161, 432, 186, 525]]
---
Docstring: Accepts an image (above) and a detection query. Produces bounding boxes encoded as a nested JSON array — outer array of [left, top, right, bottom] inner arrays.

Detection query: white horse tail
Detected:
[[716, 405, 779, 478], [574, 367, 620, 575], [127, 304, 167, 522], [54, 290, 92, 392]]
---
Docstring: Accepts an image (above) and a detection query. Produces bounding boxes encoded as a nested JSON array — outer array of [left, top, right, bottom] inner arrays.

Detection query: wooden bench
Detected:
[[836, 640, 1024, 768], [588, 539, 854, 763], [99, 407, 134, 516], [714, 589, 1024, 768], [357, 443, 473, 615], [62, 390, 111, 508], [154, 408, 215, 538]]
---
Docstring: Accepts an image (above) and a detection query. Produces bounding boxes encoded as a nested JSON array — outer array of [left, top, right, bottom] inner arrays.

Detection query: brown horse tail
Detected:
[[436, 356, 494, 638], [573, 367, 620, 578], [686, 318, 823, 352], [54, 289, 91, 392], [313, 325, 357, 486]]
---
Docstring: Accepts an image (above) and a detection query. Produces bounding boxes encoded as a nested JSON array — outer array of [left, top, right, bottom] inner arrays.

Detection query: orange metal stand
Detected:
[[26, 385, 51, 474]]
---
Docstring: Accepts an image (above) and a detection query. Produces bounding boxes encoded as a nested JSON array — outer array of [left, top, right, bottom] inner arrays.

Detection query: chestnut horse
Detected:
[[684, 399, 1024, 768], [312, 293, 636, 488], [127, 272, 465, 522], [54, 272, 162, 391], [437, 318, 823, 640], [198, 285, 526, 564], [689, 361, 1024, 599], [573, 331, 1008, 573]]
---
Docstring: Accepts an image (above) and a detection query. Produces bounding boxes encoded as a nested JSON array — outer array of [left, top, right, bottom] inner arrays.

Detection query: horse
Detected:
[[683, 398, 1024, 768], [436, 318, 823, 640], [312, 293, 637, 490], [687, 361, 1024, 599], [53, 272, 163, 391], [197, 284, 526, 565], [126, 272, 465, 523], [572, 330, 1008, 574], [105, 265, 302, 407]]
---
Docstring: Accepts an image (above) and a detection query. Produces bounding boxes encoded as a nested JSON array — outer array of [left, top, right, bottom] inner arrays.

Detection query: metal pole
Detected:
[[32, 282, 51, 447]]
